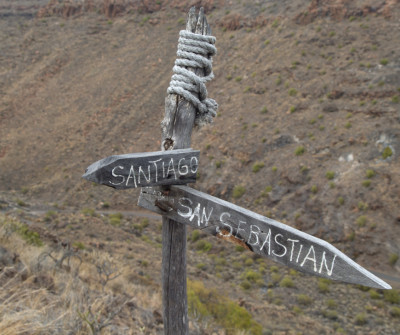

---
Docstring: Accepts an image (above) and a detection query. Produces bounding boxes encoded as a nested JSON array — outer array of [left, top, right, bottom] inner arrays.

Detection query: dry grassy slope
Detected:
[[0, 1, 399, 278]]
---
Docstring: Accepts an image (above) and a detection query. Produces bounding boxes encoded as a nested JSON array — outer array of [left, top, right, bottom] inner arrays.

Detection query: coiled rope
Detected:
[[167, 30, 218, 127]]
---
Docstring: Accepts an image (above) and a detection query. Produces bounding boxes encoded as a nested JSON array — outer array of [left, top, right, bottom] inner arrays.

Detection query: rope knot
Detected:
[[167, 30, 218, 127]]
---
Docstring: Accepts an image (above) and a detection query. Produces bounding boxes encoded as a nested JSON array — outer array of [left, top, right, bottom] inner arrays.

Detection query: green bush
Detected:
[[1, 218, 43, 246], [295, 146, 305, 156], [252, 162, 265, 173], [354, 313, 367, 325], [365, 169, 375, 178], [325, 171, 335, 180], [389, 253, 399, 266], [369, 289, 381, 300], [323, 310, 338, 320], [279, 276, 294, 288], [72, 241, 85, 250], [288, 88, 298, 96], [44, 210, 57, 222], [390, 306, 400, 318], [382, 147, 393, 159], [297, 294, 313, 306], [384, 290, 400, 304], [356, 215, 367, 227], [196, 240, 212, 252], [190, 230, 201, 242], [232, 185, 246, 199], [81, 208, 96, 217], [188, 280, 262, 335]]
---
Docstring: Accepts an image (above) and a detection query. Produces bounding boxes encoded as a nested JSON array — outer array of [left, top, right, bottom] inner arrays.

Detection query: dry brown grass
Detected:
[[0, 216, 162, 335]]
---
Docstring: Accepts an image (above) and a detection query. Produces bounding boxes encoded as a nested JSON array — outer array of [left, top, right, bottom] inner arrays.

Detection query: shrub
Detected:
[[243, 270, 262, 283], [190, 230, 201, 242], [384, 290, 400, 304], [354, 313, 367, 325], [297, 294, 313, 306], [390, 306, 400, 318], [392, 95, 399, 103], [323, 310, 338, 320], [44, 210, 57, 222], [288, 88, 298, 96], [369, 289, 381, 299], [380, 58, 388, 66], [232, 185, 246, 199], [295, 146, 305, 156], [187, 280, 263, 334], [81, 208, 96, 217], [310, 185, 318, 194], [325, 171, 335, 180], [389, 253, 399, 266], [365, 169, 375, 179], [326, 299, 337, 309], [362, 180, 371, 187], [318, 279, 330, 293], [109, 212, 123, 226], [72, 241, 85, 250], [338, 196, 344, 205], [244, 258, 254, 267], [382, 147, 393, 159], [252, 162, 265, 173], [356, 215, 367, 227], [279, 276, 294, 288], [196, 240, 212, 252], [260, 106, 268, 114]]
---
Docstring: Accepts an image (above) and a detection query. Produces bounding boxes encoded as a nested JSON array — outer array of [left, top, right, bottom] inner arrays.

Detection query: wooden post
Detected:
[[160, 7, 211, 335]]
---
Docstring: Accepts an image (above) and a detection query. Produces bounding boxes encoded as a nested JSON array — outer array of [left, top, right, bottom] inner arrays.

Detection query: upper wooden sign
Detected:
[[83, 149, 199, 189], [138, 185, 391, 290]]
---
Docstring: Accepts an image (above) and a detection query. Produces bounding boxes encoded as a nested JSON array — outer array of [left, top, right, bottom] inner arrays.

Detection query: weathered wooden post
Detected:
[[83, 6, 391, 335], [159, 8, 213, 334]]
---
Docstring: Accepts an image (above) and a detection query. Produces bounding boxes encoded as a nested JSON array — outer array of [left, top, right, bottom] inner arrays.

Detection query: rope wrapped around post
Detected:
[[167, 30, 218, 127]]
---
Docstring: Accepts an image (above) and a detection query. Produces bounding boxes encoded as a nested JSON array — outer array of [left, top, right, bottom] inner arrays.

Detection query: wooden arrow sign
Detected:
[[83, 149, 199, 189], [138, 185, 391, 289]]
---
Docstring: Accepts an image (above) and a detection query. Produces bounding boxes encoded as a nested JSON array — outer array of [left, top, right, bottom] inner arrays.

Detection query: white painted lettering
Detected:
[[178, 158, 189, 175], [126, 165, 137, 188], [110, 166, 125, 186], [318, 252, 337, 276], [138, 165, 151, 184], [235, 220, 247, 241], [248, 225, 260, 246], [190, 203, 201, 226], [296, 244, 303, 263], [300, 245, 317, 272], [190, 156, 199, 174], [217, 212, 233, 236], [272, 234, 287, 257], [166, 158, 177, 180], [287, 239, 299, 262], [177, 197, 192, 218], [149, 158, 162, 182], [201, 207, 213, 226], [162, 161, 166, 178], [259, 229, 271, 255]]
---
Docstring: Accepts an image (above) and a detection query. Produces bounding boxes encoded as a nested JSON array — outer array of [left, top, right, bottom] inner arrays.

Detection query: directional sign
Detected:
[[138, 185, 391, 289], [83, 149, 199, 189]]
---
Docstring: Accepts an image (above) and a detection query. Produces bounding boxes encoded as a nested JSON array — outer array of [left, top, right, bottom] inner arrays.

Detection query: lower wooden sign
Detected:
[[83, 149, 199, 189], [138, 185, 391, 289]]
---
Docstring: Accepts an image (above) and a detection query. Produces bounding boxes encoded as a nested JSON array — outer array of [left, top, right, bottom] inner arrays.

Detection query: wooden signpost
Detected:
[[83, 7, 391, 335], [83, 149, 199, 189]]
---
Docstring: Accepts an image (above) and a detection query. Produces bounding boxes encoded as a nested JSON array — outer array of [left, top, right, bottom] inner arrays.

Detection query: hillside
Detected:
[[0, 0, 400, 334]]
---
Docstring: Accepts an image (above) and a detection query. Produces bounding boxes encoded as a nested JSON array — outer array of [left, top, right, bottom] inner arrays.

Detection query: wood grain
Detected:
[[139, 185, 391, 290], [155, 7, 212, 335]]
